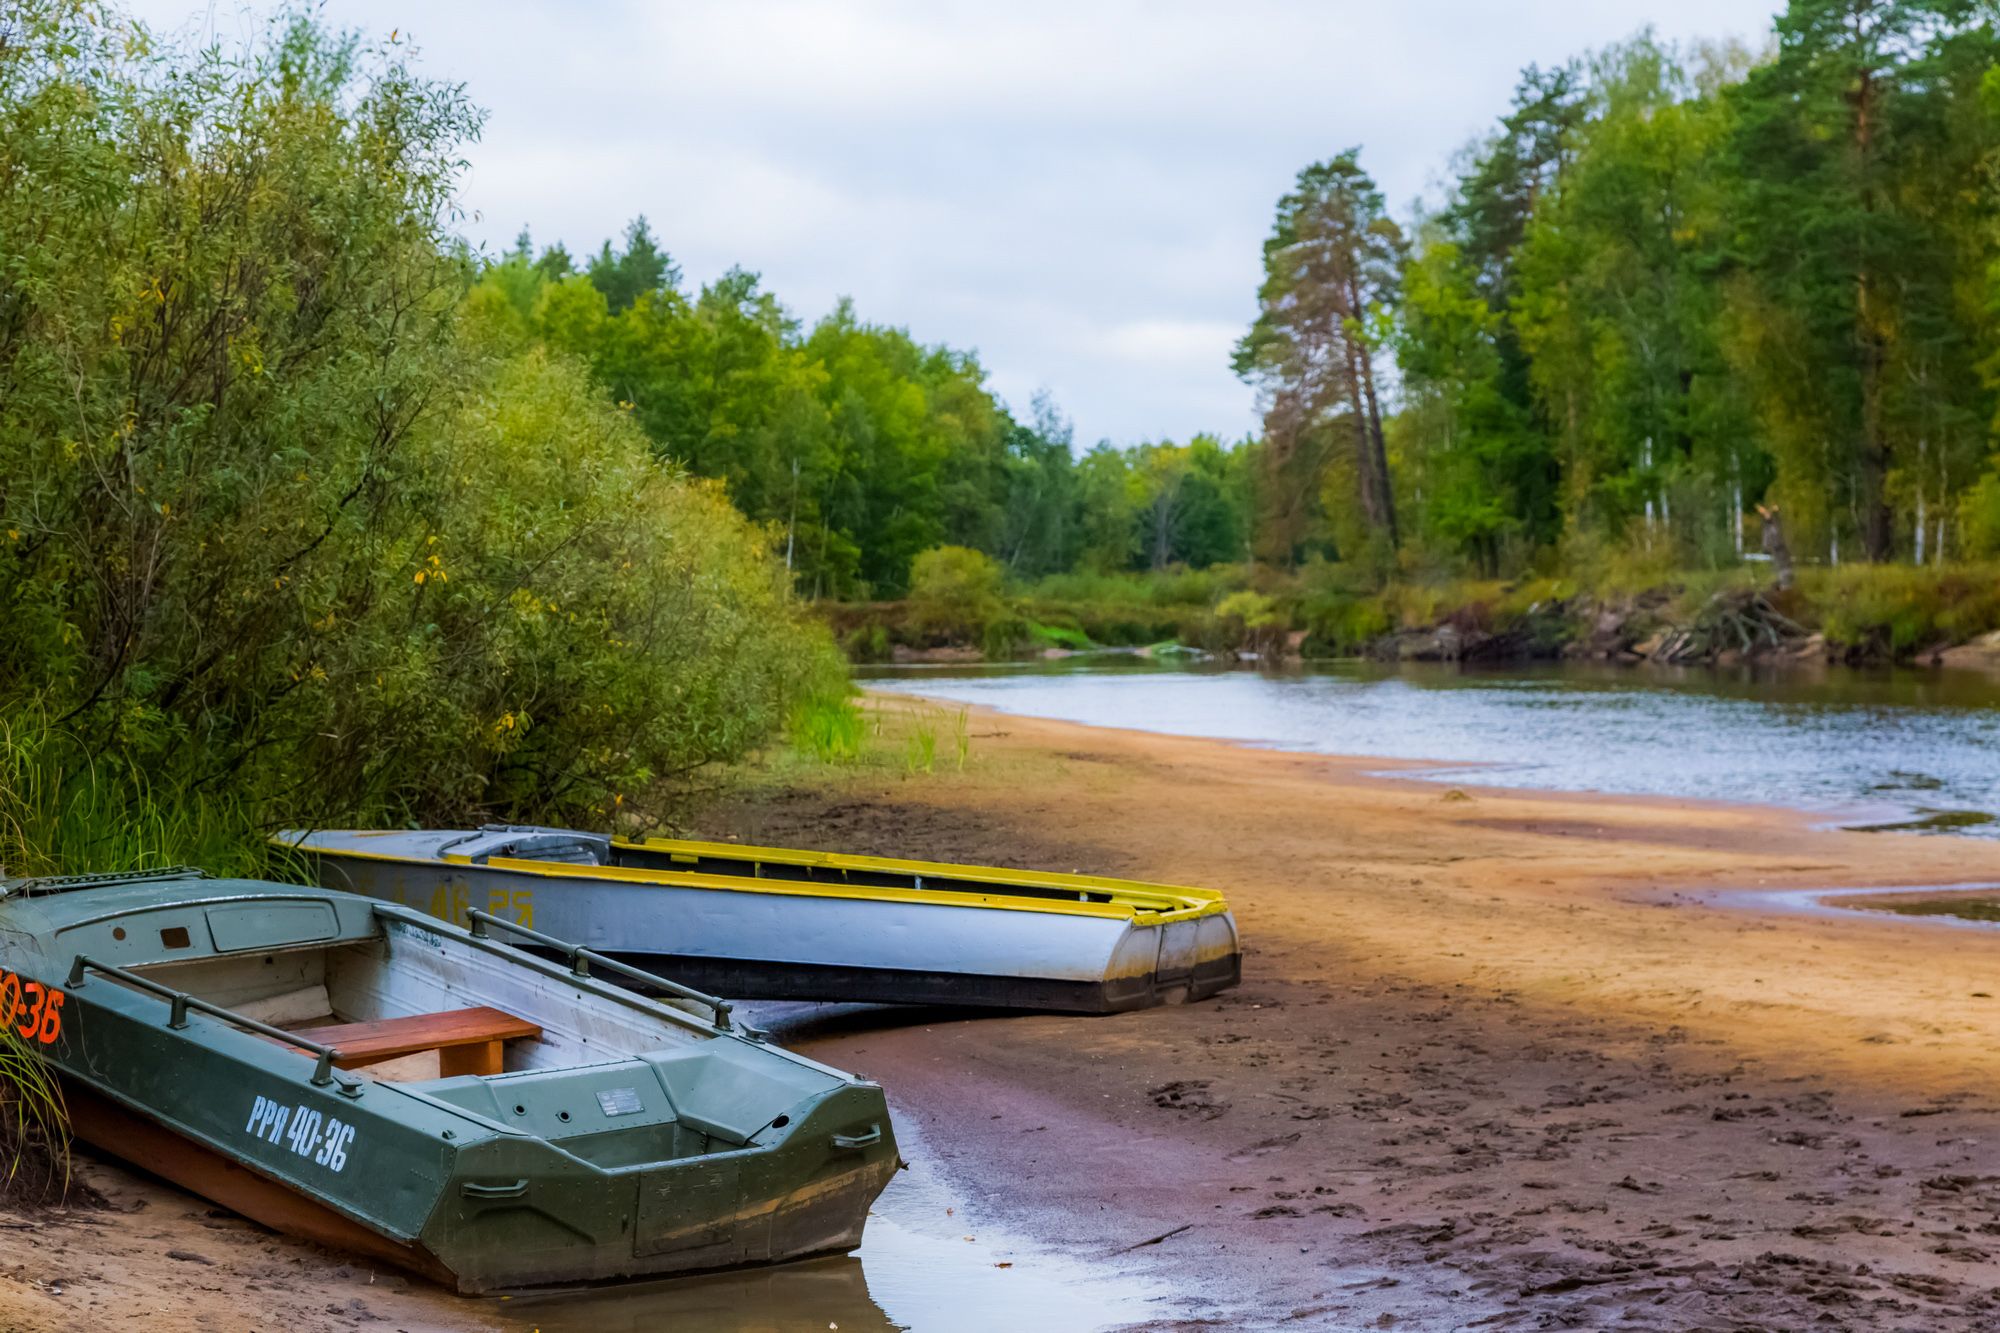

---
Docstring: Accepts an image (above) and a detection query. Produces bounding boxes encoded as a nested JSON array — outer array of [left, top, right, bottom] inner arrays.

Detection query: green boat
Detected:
[[0, 867, 898, 1293]]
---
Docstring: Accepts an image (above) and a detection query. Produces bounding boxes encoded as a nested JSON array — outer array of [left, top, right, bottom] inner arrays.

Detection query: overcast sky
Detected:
[[129, 1, 1781, 449]]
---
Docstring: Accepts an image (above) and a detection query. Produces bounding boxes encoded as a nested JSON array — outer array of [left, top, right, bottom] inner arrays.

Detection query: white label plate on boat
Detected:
[[596, 1086, 644, 1117]]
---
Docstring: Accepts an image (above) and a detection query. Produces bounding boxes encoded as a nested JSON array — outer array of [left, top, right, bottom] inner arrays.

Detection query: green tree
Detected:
[[1396, 230, 1538, 571], [1725, 0, 1997, 561], [1236, 151, 1405, 564], [0, 3, 832, 831], [998, 393, 1081, 576], [1511, 36, 1761, 564], [587, 215, 678, 313], [1074, 444, 1141, 572]]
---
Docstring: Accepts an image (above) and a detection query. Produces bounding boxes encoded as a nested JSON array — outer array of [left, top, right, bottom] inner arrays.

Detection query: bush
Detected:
[[1301, 595, 1395, 655], [981, 613, 1030, 659], [1960, 472, 2000, 558], [908, 546, 1008, 637], [0, 5, 834, 836], [1806, 564, 2000, 659], [903, 544, 1030, 656], [1213, 590, 1287, 656], [842, 622, 893, 662]]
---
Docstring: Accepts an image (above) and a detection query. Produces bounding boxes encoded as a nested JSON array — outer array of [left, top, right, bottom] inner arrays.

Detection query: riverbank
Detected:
[[707, 695, 2000, 1329], [831, 562, 2000, 672], [9, 697, 2000, 1329]]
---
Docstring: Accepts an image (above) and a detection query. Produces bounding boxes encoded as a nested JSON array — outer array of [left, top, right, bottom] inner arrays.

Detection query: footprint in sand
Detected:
[[1227, 1132, 1302, 1162], [1150, 1080, 1229, 1120]]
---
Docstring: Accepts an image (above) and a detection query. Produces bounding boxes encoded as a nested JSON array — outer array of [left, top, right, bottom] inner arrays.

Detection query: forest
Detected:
[[483, 0, 2000, 622], [0, 3, 838, 869]]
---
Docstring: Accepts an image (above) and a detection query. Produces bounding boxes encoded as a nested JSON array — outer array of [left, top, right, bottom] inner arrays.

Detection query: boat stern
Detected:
[[415, 1041, 898, 1292], [1098, 906, 1243, 1011]]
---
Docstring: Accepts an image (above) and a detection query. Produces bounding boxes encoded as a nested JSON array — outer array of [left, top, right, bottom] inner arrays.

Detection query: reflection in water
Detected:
[[499, 1182, 1156, 1333], [505, 1255, 896, 1333], [497, 1029, 1162, 1333], [1872, 894, 2000, 923], [863, 658, 2000, 835]]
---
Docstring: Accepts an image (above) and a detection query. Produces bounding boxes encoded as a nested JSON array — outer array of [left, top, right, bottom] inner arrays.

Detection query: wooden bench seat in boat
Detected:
[[290, 1006, 541, 1078]]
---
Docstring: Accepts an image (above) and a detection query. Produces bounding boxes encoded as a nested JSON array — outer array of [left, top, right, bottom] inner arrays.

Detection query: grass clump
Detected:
[[788, 688, 866, 764], [0, 703, 265, 881], [903, 723, 939, 775], [0, 1029, 67, 1207]]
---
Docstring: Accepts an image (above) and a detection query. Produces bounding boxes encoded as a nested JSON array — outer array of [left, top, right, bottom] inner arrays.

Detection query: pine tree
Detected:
[[1234, 151, 1404, 563]]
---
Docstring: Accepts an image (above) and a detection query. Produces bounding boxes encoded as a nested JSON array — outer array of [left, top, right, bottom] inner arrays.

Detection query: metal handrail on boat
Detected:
[[64, 954, 364, 1097], [381, 904, 747, 1037]]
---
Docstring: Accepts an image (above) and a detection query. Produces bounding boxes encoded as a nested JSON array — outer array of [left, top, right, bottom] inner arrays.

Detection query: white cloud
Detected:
[[127, 0, 1783, 447], [1098, 318, 1242, 370]]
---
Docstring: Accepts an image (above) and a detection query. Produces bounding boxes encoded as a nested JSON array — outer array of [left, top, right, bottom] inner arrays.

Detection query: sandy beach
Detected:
[[8, 694, 2000, 1330]]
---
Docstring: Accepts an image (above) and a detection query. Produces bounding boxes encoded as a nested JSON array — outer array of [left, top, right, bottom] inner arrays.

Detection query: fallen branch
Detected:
[[1109, 1223, 1192, 1255]]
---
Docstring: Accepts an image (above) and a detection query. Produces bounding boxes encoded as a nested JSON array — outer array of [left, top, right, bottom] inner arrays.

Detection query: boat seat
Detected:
[[290, 1006, 541, 1078]]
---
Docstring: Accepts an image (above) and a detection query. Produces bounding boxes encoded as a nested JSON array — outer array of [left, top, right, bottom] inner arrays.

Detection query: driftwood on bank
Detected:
[[1642, 588, 1810, 664]]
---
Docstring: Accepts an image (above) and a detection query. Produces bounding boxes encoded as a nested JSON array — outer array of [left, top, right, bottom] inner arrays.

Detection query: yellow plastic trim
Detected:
[[619, 835, 1229, 909], [477, 856, 1223, 923], [276, 834, 1232, 923]]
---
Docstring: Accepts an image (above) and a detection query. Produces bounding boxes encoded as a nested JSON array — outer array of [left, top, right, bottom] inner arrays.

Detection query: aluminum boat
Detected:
[[0, 867, 898, 1292], [279, 826, 1242, 1013]]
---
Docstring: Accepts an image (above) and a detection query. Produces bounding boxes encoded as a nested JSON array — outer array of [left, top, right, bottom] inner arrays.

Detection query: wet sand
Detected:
[[709, 697, 2000, 1330], [8, 695, 2000, 1330]]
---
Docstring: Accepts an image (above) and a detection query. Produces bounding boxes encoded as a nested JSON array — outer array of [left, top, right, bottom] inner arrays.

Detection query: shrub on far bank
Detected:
[[825, 541, 2000, 669], [1803, 564, 2000, 659], [908, 546, 1008, 638]]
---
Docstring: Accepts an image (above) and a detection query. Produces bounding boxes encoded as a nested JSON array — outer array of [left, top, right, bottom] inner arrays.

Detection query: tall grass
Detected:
[[0, 700, 271, 1205], [903, 721, 938, 775], [0, 702, 264, 880], [787, 688, 866, 764], [0, 1031, 67, 1205], [1800, 563, 2000, 656], [1025, 565, 1253, 608]]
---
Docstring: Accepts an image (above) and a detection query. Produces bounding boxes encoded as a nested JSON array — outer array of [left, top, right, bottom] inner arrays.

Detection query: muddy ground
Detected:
[[711, 701, 2000, 1330], [6, 696, 2000, 1330]]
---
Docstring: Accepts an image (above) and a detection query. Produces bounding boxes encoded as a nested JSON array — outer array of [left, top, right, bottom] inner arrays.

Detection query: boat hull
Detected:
[[2, 875, 900, 1294], [301, 847, 1241, 1014], [63, 1079, 457, 1286], [66, 1075, 897, 1292], [590, 949, 1242, 1013]]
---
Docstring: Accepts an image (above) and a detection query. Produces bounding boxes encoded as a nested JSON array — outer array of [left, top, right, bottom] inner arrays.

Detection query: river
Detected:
[[861, 658, 2000, 835]]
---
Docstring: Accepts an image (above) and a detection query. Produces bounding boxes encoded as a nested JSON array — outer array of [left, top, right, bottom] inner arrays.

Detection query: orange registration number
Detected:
[[0, 971, 66, 1044]]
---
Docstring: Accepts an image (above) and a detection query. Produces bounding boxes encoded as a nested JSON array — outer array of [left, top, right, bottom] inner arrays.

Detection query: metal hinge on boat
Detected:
[[3, 866, 208, 898]]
